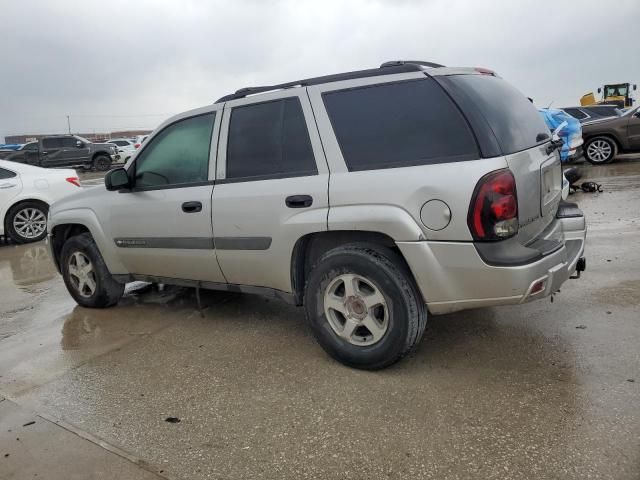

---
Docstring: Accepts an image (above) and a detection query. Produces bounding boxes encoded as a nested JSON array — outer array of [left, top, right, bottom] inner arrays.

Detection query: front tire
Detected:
[[304, 244, 427, 370], [93, 154, 112, 171], [585, 137, 617, 164], [5, 201, 48, 244], [60, 233, 124, 308]]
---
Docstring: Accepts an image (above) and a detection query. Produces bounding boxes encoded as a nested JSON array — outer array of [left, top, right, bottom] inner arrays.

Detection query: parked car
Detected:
[[48, 61, 586, 369], [107, 138, 137, 163], [562, 105, 623, 123], [581, 104, 640, 164], [0, 144, 24, 151], [0, 160, 80, 243], [0, 136, 117, 171], [538, 108, 583, 163], [133, 135, 148, 149]]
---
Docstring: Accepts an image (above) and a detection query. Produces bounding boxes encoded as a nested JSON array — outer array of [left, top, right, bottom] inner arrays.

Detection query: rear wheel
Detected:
[[585, 137, 617, 164], [93, 154, 112, 171], [5, 201, 48, 244], [304, 244, 427, 370], [60, 233, 124, 308]]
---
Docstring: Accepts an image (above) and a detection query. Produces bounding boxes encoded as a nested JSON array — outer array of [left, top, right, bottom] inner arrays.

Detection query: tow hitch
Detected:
[[570, 256, 587, 279]]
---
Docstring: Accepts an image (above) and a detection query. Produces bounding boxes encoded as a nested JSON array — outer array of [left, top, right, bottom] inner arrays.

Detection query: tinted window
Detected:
[[42, 138, 63, 148], [226, 97, 316, 180], [134, 113, 215, 188], [563, 108, 588, 120], [23, 142, 38, 151], [113, 140, 128, 146], [322, 79, 478, 171], [61, 137, 78, 148], [448, 75, 550, 155], [0, 167, 17, 179]]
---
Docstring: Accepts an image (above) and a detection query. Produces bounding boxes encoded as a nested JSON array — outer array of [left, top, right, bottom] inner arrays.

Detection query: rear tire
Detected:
[[585, 137, 617, 164], [93, 155, 112, 171], [304, 244, 427, 370], [5, 201, 48, 244], [60, 233, 124, 308]]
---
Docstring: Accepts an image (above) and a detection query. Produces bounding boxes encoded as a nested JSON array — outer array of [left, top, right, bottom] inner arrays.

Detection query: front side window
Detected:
[[134, 113, 215, 188], [322, 78, 479, 171], [61, 137, 77, 148], [42, 138, 63, 149], [226, 97, 317, 180]]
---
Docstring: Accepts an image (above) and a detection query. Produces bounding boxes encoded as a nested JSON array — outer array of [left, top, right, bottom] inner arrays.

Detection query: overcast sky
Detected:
[[1, 0, 638, 141]]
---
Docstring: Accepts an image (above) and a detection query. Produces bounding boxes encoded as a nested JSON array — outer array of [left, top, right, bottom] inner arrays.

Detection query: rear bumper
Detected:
[[397, 205, 586, 315]]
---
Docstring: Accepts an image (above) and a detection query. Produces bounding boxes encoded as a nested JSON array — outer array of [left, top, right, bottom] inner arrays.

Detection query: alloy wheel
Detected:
[[13, 207, 47, 240], [323, 273, 389, 346], [68, 251, 97, 298], [587, 139, 613, 163]]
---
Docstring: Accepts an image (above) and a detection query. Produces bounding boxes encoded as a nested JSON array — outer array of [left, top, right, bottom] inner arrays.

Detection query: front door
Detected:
[[59, 137, 90, 166], [212, 90, 329, 294], [627, 108, 640, 149], [106, 107, 226, 283]]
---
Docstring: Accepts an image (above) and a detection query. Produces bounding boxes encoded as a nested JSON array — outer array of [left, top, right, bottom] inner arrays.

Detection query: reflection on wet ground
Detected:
[[0, 160, 639, 479]]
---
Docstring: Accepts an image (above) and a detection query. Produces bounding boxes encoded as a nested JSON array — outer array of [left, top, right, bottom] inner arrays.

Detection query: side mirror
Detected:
[[597, 87, 602, 94], [634, 84, 637, 91], [105, 167, 131, 191], [76, 141, 84, 148]]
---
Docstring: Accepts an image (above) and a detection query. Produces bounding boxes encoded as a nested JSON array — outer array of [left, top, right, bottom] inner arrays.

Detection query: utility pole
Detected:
[[66, 115, 71, 134]]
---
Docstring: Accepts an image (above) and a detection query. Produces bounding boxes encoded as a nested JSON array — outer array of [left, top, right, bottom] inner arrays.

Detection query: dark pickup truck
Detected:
[[0, 135, 117, 171]]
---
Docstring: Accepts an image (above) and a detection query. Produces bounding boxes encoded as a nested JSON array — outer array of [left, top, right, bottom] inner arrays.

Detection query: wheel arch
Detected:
[[584, 133, 623, 151], [290, 230, 419, 306]]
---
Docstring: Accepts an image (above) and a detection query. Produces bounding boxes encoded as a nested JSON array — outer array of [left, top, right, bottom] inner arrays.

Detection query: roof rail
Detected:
[[380, 60, 445, 68], [215, 63, 432, 103]]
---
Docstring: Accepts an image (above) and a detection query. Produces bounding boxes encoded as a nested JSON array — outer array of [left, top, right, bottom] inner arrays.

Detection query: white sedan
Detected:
[[0, 160, 81, 243]]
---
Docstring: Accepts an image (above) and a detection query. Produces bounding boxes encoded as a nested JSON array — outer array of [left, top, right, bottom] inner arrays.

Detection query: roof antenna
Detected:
[[547, 100, 554, 109]]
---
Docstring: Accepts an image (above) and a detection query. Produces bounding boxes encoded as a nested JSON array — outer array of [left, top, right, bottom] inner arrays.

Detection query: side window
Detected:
[[61, 137, 77, 148], [0, 167, 17, 179], [226, 97, 317, 180], [564, 108, 587, 120], [113, 140, 127, 146], [134, 113, 215, 188], [322, 79, 479, 171], [23, 142, 38, 151], [42, 138, 63, 149]]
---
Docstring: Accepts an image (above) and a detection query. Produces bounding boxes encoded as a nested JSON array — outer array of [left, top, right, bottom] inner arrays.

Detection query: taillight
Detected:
[[468, 169, 518, 241], [66, 177, 81, 187], [134, 143, 140, 148]]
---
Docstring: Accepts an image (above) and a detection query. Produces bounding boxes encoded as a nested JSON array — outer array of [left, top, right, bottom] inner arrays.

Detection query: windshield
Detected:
[[605, 85, 628, 97], [76, 136, 92, 143]]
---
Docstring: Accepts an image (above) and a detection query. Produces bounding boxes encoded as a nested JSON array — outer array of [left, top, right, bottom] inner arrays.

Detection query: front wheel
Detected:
[[304, 244, 427, 370], [60, 233, 124, 308], [585, 137, 617, 164], [93, 155, 112, 171]]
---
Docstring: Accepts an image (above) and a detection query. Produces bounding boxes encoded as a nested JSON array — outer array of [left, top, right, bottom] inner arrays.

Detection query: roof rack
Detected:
[[215, 60, 445, 103]]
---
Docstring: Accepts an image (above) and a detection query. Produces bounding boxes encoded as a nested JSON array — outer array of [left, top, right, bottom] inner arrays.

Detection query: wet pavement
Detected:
[[1, 160, 639, 479]]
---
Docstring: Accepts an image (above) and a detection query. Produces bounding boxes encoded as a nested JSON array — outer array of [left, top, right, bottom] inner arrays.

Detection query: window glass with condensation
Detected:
[[135, 113, 215, 187]]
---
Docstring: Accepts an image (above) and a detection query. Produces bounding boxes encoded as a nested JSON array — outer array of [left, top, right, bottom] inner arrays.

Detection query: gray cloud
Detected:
[[1, 0, 638, 140]]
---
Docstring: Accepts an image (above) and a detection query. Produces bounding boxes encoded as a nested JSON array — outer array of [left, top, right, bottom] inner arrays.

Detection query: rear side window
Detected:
[[564, 108, 588, 120], [322, 78, 478, 171], [134, 113, 215, 188], [226, 97, 317, 180], [0, 167, 17, 179], [446, 75, 550, 155]]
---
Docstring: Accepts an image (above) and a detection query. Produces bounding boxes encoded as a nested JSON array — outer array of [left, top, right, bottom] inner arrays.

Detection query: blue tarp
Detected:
[[537, 108, 583, 162]]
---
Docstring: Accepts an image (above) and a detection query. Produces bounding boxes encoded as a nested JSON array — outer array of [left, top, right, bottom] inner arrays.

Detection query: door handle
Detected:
[[0, 183, 16, 189], [285, 195, 313, 208], [182, 201, 202, 213]]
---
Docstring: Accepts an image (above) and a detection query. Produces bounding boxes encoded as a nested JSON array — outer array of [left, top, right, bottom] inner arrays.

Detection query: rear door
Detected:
[[212, 90, 329, 293], [40, 138, 66, 167], [442, 73, 562, 243]]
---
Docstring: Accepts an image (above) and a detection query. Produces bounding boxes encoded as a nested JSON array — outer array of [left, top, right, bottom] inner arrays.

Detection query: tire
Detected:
[[60, 233, 124, 308], [5, 201, 48, 244], [304, 244, 427, 370], [93, 154, 112, 171], [585, 137, 617, 164]]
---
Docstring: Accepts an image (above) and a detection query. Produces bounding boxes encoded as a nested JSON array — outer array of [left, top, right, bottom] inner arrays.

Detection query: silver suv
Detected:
[[48, 61, 587, 369]]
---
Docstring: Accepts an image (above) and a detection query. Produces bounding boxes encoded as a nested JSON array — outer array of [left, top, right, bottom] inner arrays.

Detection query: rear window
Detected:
[[322, 78, 478, 171], [563, 108, 588, 120], [447, 75, 550, 155]]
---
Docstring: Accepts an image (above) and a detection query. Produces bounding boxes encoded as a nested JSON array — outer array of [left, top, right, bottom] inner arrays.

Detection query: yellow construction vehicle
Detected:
[[580, 83, 637, 108]]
